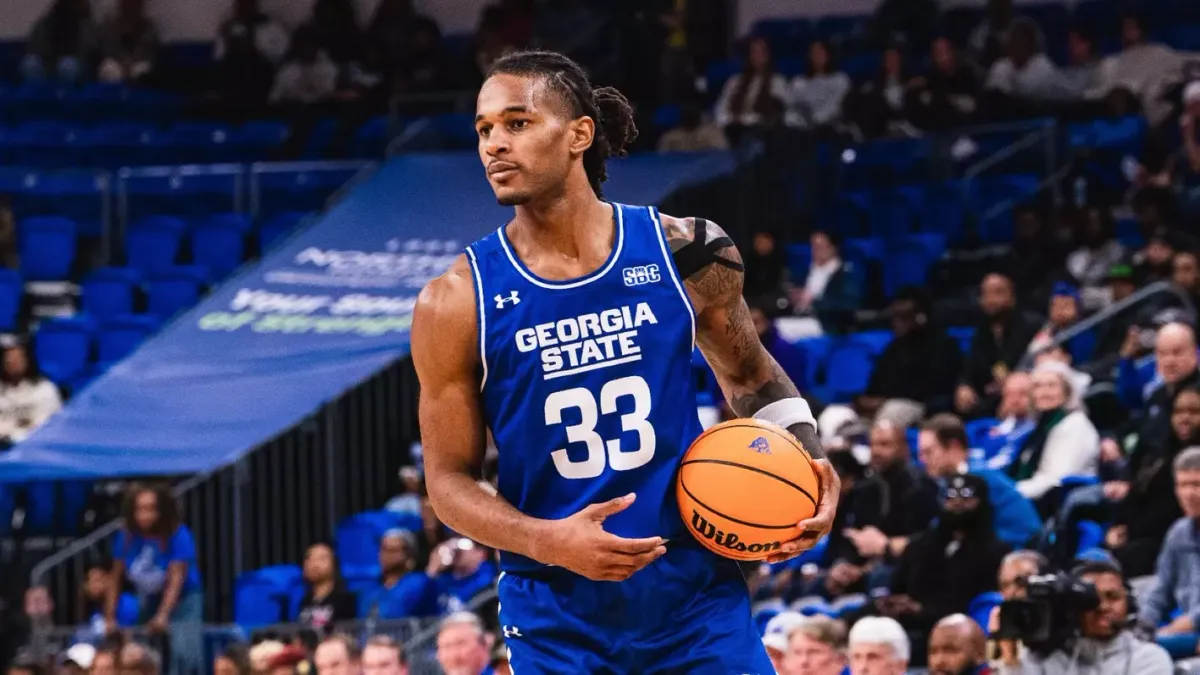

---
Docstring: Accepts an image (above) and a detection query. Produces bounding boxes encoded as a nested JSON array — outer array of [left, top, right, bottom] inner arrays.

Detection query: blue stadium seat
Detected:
[[20, 172, 107, 237], [9, 121, 84, 167], [234, 566, 302, 628], [231, 121, 290, 162], [849, 330, 892, 355], [704, 60, 741, 99], [816, 194, 866, 236], [948, 326, 975, 353], [255, 166, 362, 218], [972, 174, 1039, 243], [23, 480, 91, 535], [259, 211, 310, 251], [965, 418, 997, 448], [81, 267, 142, 319], [190, 224, 245, 280], [336, 510, 418, 568], [967, 591, 1003, 632], [883, 241, 932, 297], [125, 223, 183, 275], [1077, 520, 1105, 555], [867, 190, 915, 239], [160, 122, 236, 164], [19, 216, 77, 281], [920, 182, 968, 240], [35, 316, 94, 383], [352, 116, 391, 158], [0, 269, 21, 333], [146, 266, 208, 319], [300, 118, 339, 159], [824, 343, 875, 402], [132, 215, 187, 234], [795, 335, 832, 390], [82, 123, 158, 168], [97, 315, 160, 363], [841, 237, 883, 266], [121, 167, 243, 222], [786, 244, 811, 280], [195, 212, 252, 233]]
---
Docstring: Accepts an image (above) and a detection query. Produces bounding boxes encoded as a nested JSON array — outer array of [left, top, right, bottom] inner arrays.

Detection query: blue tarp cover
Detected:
[[0, 151, 734, 482]]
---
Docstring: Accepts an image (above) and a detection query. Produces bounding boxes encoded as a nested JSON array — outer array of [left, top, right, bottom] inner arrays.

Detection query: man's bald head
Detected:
[[927, 614, 985, 675], [1156, 322, 1198, 385]]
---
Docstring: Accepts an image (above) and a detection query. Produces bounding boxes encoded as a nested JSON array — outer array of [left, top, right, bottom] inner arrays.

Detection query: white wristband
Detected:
[[753, 397, 816, 430]]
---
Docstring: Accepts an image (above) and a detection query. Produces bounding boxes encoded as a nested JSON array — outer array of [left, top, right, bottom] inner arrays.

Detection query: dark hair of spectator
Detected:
[[892, 286, 932, 316], [217, 644, 252, 675], [728, 36, 777, 132], [922, 413, 969, 450], [1068, 23, 1094, 44], [1121, 11, 1147, 34], [487, 50, 638, 199], [811, 228, 841, 251], [1070, 557, 1125, 581], [120, 482, 181, 541], [806, 39, 838, 76], [321, 633, 361, 661], [2, 343, 46, 386], [304, 542, 349, 591], [365, 635, 407, 665]]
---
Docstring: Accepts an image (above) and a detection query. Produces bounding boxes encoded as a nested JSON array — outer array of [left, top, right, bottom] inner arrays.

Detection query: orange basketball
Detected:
[[676, 419, 820, 561]]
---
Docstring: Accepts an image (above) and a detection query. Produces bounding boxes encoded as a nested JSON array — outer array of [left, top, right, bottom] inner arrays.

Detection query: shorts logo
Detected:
[[690, 510, 781, 555], [748, 436, 771, 454], [622, 265, 661, 287]]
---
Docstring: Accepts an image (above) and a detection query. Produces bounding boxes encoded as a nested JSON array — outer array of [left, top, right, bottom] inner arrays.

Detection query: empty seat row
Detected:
[[82, 265, 209, 321], [35, 314, 161, 386]]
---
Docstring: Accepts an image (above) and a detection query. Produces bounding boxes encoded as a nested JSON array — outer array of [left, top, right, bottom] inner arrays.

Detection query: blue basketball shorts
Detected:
[[496, 544, 774, 674]]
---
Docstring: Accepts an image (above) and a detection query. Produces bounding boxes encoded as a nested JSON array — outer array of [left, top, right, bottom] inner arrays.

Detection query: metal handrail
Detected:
[[963, 123, 1057, 180], [1018, 280, 1196, 370]]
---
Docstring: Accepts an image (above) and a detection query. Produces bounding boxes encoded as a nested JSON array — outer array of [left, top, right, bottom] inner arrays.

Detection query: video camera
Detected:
[[994, 573, 1100, 655]]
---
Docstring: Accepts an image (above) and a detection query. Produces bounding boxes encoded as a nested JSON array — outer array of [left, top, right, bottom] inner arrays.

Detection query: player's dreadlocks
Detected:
[[488, 50, 638, 198]]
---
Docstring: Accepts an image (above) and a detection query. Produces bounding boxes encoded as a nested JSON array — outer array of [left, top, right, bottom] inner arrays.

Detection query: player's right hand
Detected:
[[539, 493, 667, 582]]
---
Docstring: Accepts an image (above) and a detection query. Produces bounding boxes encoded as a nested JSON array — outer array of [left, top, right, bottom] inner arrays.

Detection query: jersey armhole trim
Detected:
[[464, 246, 489, 391], [649, 207, 697, 351]]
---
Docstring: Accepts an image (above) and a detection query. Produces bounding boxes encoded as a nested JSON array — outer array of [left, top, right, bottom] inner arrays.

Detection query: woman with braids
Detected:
[[105, 483, 202, 675], [410, 49, 839, 673], [714, 36, 791, 143]]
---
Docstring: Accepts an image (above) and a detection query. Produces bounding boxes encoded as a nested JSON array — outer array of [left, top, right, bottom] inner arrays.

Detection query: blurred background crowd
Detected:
[[0, 0, 1200, 674]]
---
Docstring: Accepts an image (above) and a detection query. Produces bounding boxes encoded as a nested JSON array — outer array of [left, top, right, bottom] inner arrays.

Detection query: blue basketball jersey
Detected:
[[466, 203, 703, 573]]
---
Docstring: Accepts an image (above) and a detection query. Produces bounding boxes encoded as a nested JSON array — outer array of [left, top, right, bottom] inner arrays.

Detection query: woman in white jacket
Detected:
[[0, 343, 62, 446], [1008, 361, 1099, 509]]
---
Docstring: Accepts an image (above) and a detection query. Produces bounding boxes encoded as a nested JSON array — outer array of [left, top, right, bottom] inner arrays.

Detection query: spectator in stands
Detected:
[[847, 44, 914, 139], [108, 483, 201, 675], [472, 6, 518, 84], [1066, 206, 1127, 311], [656, 98, 728, 153], [1134, 228, 1181, 286], [920, 414, 1042, 547], [248, 640, 286, 675], [714, 36, 789, 142], [90, 647, 117, 675], [984, 18, 1064, 103], [116, 642, 160, 675], [7, 654, 46, 675], [830, 421, 940, 595], [384, 466, 425, 516], [296, 542, 357, 634], [781, 615, 847, 675], [1005, 205, 1064, 310], [270, 28, 339, 105], [362, 636, 407, 675], [362, 529, 435, 619], [795, 230, 862, 334], [299, 0, 362, 69], [1141, 447, 1200, 659], [215, 0, 288, 66], [743, 230, 787, 301], [435, 612, 492, 675], [0, 343, 62, 447], [78, 559, 120, 635], [10, 585, 53, 661], [1116, 321, 1198, 442], [749, 298, 807, 390], [1172, 251, 1200, 311], [868, 474, 1008, 664], [860, 288, 962, 427], [263, 645, 307, 675], [968, 0, 1043, 67], [790, 40, 851, 132], [1102, 13, 1184, 126], [907, 37, 981, 132], [313, 635, 359, 675], [427, 538, 496, 614], [987, 550, 1049, 665], [1090, 261, 1140, 369], [22, 0, 99, 83], [848, 616, 909, 675], [1008, 361, 1100, 510], [0, 195, 17, 271], [1025, 283, 1094, 365], [1105, 384, 1199, 577], [214, 644, 252, 675], [1059, 27, 1104, 101], [98, 0, 159, 84], [927, 614, 987, 675], [984, 371, 1037, 470], [61, 643, 95, 675], [956, 273, 1041, 419]]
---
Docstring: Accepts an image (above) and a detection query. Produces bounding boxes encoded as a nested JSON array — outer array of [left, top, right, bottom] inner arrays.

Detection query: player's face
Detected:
[[475, 74, 593, 206]]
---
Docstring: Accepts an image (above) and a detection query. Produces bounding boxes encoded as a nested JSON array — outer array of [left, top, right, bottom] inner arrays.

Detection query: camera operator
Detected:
[[995, 559, 1172, 674]]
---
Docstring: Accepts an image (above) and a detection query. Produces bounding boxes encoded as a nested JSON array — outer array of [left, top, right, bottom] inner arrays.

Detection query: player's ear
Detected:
[[567, 115, 595, 156]]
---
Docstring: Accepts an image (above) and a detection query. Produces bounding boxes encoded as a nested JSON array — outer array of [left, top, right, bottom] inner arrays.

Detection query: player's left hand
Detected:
[[766, 458, 840, 564]]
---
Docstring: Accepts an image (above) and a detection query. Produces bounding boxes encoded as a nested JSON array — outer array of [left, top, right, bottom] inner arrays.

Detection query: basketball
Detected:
[[676, 419, 821, 561]]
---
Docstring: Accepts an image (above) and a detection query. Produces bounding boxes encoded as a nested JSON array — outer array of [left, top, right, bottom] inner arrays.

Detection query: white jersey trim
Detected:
[[649, 207, 697, 350], [496, 203, 626, 290], [464, 246, 489, 391]]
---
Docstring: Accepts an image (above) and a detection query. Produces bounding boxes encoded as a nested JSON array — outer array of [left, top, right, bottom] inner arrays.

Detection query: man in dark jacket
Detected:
[[860, 287, 962, 426], [956, 273, 1042, 418]]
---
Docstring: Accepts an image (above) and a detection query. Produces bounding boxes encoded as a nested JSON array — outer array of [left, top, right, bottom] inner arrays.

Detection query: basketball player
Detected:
[[412, 50, 839, 674]]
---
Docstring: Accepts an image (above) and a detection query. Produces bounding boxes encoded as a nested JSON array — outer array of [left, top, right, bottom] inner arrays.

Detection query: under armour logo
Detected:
[[748, 436, 771, 455], [502, 625, 523, 638], [494, 291, 520, 308]]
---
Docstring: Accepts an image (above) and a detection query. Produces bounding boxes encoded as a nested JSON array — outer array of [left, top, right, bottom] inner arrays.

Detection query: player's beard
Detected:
[[497, 191, 532, 206]]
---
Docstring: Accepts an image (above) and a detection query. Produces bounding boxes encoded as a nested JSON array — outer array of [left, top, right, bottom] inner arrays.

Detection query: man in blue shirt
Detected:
[[1141, 447, 1200, 659], [919, 413, 1042, 547], [362, 529, 437, 619]]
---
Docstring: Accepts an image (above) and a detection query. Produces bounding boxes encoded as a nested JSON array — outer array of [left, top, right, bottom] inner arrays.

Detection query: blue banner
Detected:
[[0, 151, 734, 482]]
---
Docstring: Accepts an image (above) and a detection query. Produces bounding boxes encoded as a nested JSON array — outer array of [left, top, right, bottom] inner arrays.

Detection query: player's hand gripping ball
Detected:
[[676, 419, 820, 561]]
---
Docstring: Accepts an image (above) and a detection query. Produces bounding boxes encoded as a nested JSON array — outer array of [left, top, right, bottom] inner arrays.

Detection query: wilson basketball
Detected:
[[676, 419, 820, 561]]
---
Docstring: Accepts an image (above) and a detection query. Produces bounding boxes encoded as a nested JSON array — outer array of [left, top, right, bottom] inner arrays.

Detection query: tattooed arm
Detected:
[[664, 214, 840, 561]]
